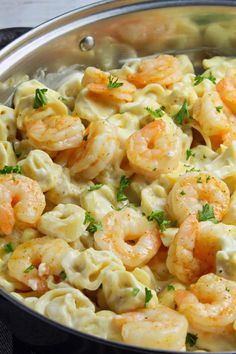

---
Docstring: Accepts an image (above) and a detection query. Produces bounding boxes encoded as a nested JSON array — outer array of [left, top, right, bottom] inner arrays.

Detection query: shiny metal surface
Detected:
[[1, 0, 236, 88]]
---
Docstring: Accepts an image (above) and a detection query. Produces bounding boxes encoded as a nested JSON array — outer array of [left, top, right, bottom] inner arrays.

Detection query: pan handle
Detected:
[[0, 27, 32, 50]]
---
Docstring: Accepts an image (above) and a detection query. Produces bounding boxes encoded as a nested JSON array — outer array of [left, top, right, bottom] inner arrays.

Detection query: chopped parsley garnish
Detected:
[[206, 175, 211, 182], [58, 96, 67, 103], [226, 287, 230, 292], [88, 183, 103, 192], [198, 203, 218, 223], [107, 75, 123, 89], [147, 210, 171, 232], [186, 149, 195, 160], [194, 75, 205, 86], [186, 332, 198, 347], [33, 88, 48, 109], [173, 100, 190, 125], [196, 176, 202, 183], [3, 243, 14, 253], [203, 154, 207, 159], [167, 284, 175, 291], [24, 264, 35, 273], [216, 105, 223, 113], [194, 72, 216, 86], [83, 211, 103, 233], [59, 270, 67, 281], [116, 176, 130, 202], [144, 287, 153, 307], [208, 72, 217, 84], [186, 167, 200, 173], [132, 287, 140, 296], [180, 190, 186, 196], [0, 165, 22, 175], [145, 106, 165, 118], [83, 134, 88, 141]]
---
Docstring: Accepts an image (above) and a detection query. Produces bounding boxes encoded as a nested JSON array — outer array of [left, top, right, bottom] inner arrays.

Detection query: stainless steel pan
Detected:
[[0, 1, 236, 353]]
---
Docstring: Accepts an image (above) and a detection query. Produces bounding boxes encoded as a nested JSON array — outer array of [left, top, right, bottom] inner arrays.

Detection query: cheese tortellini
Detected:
[[38, 204, 87, 242], [62, 248, 124, 290]]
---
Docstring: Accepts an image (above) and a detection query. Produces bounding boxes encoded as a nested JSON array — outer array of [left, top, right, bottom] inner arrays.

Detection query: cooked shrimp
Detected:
[[59, 120, 119, 179], [217, 69, 236, 115], [0, 174, 45, 235], [113, 306, 188, 350], [127, 55, 182, 88], [167, 172, 230, 224], [166, 215, 220, 283], [193, 91, 230, 137], [8, 237, 70, 293], [25, 115, 84, 151], [94, 208, 161, 268], [82, 67, 136, 103], [127, 119, 183, 179], [175, 273, 236, 333]]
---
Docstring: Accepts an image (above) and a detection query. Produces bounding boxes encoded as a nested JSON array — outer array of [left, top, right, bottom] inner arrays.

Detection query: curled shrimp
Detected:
[[0, 174, 45, 235], [113, 306, 188, 350], [58, 120, 119, 179], [166, 215, 219, 284], [127, 119, 184, 179], [193, 91, 230, 138], [94, 208, 161, 268], [175, 273, 236, 333], [216, 69, 236, 115], [127, 55, 182, 88], [167, 172, 230, 224], [82, 67, 136, 103], [8, 237, 71, 293], [25, 115, 85, 151]]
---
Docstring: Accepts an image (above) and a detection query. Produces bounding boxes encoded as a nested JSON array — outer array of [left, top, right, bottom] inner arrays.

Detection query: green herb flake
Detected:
[[87, 222, 103, 233], [116, 176, 130, 202], [167, 284, 175, 291], [186, 149, 195, 160], [206, 175, 211, 182], [197, 176, 202, 183], [147, 210, 171, 232], [88, 183, 103, 192], [226, 287, 230, 292], [3, 243, 14, 254], [194, 75, 205, 86], [186, 333, 198, 347], [203, 154, 207, 159], [144, 287, 153, 307], [24, 264, 35, 273], [83, 135, 88, 141], [216, 105, 223, 113], [198, 203, 218, 223], [194, 72, 216, 86], [180, 190, 186, 196], [58, 96, 67, 103], [186, 167, 200, 173], [132, 287, 140, 296], [0, 165, 22, 175], [207, 72, 216, 84], [146, 106, 165, 118], [59, 270, 67, 281], [33, 88, 48, 109], [107, 75, 123, 89], [83, 211, 103, 233], [173, 100, 190, 125]]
